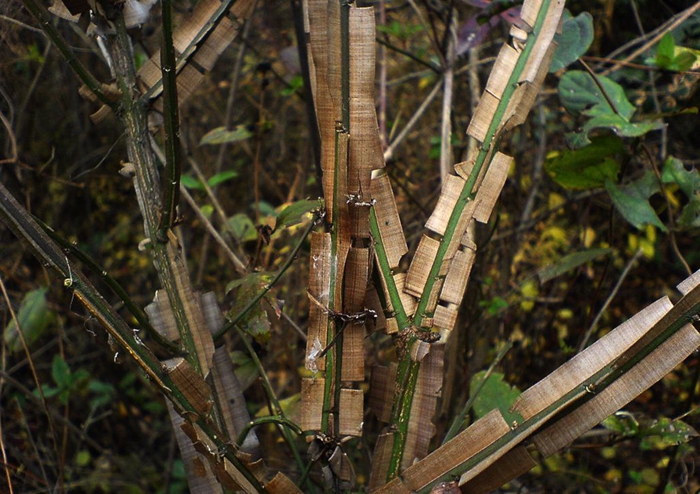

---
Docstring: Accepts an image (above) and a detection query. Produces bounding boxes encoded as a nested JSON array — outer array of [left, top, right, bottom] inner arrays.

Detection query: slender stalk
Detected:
[[19, 0, 117, 107], [291, 0, 323, 196], [235, 327, 312, 491], [38, 219, 181, 354], [236, 417, 303, 447], [215, 215, 319, 340], [157, 0, 183, 241]]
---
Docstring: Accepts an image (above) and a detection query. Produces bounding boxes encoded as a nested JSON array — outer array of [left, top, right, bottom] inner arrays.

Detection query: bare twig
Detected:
[[384, 80, 443, 162], [579, 249, 644, 352], [600, 1, 700, 77]]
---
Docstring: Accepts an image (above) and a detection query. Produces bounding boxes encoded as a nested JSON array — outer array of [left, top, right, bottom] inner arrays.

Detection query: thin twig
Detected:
[[234, 326, 311, 490], [384, 79, 443, 162], [0, 276, 60, 486], [180, 187, 249, 274], [578, 249, 644, 352], [600, 1, 700, 77]]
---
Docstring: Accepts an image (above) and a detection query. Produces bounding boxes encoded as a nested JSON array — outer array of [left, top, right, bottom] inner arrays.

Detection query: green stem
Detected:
[[157, 0, 183, 241], [235, 326, 313, 491], [38, 219, 181, 355], [19, 0, 116, 107], [236, 416, 303, 447], [138, 0, 241, 104], [0, 182, 264, 492], [215, 215, 319, 340], [107, 12, 202, 373]]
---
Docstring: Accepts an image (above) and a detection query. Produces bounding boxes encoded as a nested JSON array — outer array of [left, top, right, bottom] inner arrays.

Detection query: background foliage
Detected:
[[1, 0, 699, 492]]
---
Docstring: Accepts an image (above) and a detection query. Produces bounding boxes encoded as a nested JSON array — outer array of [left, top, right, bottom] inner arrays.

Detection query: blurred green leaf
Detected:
[[3, 287, 52, 354], [180, 174, 203, 190], [605, 174, 667, 231], [228, 213, 257, 242], [550, 11, 594, 72], [545, 135, 623, 190], [470, 371, 521, 424], [230, 350, 258, 391], [538, 248, 613, 283], [208, 170, 239, 187], [276, 200, 318, 229], [559, 71, 664, 148], [677, 198, 700, 230], [200, 126, 253, 145], [662, 156, 700, 199], [52, 355, 72, 388], [640, 417, 699, 450]]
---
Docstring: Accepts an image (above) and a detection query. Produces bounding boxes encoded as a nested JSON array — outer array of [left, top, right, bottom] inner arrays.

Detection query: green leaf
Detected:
[[208, 170, 239, 187], [602, 413, 639, 437], [230, 350, 259, 391], [560, 71, 665, 148], [662, 156, 700, 199], [470, 371, 521, 424], [545, 135, 623, 190], [538, 248, 613, 283], [228, 213, 257, 242], [180, 174, 204, 190], [605, 174, 667, 231], [639, 417, 699, 450], [550, 11, 594, 72], [200, 126, 253, 146], [480, 296, 508, 316], [4, 287, 52, 354], [677, 198, 700, 230], [275, 200, 319, 229], [52, 355, 72, 389], [559, 70, 635, 119], [657, 33, 676, 61]]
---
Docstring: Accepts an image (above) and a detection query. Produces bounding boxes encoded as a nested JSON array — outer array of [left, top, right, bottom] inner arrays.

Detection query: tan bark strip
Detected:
[[677, 268, 700, 295], [339, 388, 364, 436], [466, 91, 500, 143], [204, 291, 259, 455], [341, 322, 365, 382], [369, 364, 397, 423], [533, 324, 700, 457], [401, 345, 445, 471], [369, 433, 406, 492], [511, 297, 673, 420], [163, 358, 213, 417], [460, 446, 537, 493], [400, 408, 510, 492], [440, 246, 477, 305], [306, 232, 332, 371], [434, 303, 459, 331], [483, 44, 520, 100], [425, 174, 466, 235], [348, 6, 384, 198], [370, 172, 408, 268], [264, 472, 304, 494], [503, 42, 558, 131], [301, 377, 325, 432], [145, 290, 180, 341], [166, 401, 223, 493], [472, 152, 512, 223], [344, 247, 370, 313], [405, 235, 441, 297]]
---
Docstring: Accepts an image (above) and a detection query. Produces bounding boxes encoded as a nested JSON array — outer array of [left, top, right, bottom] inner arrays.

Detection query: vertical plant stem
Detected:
[[157, 0, 183, 241], [106, 11, 203, 373]]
